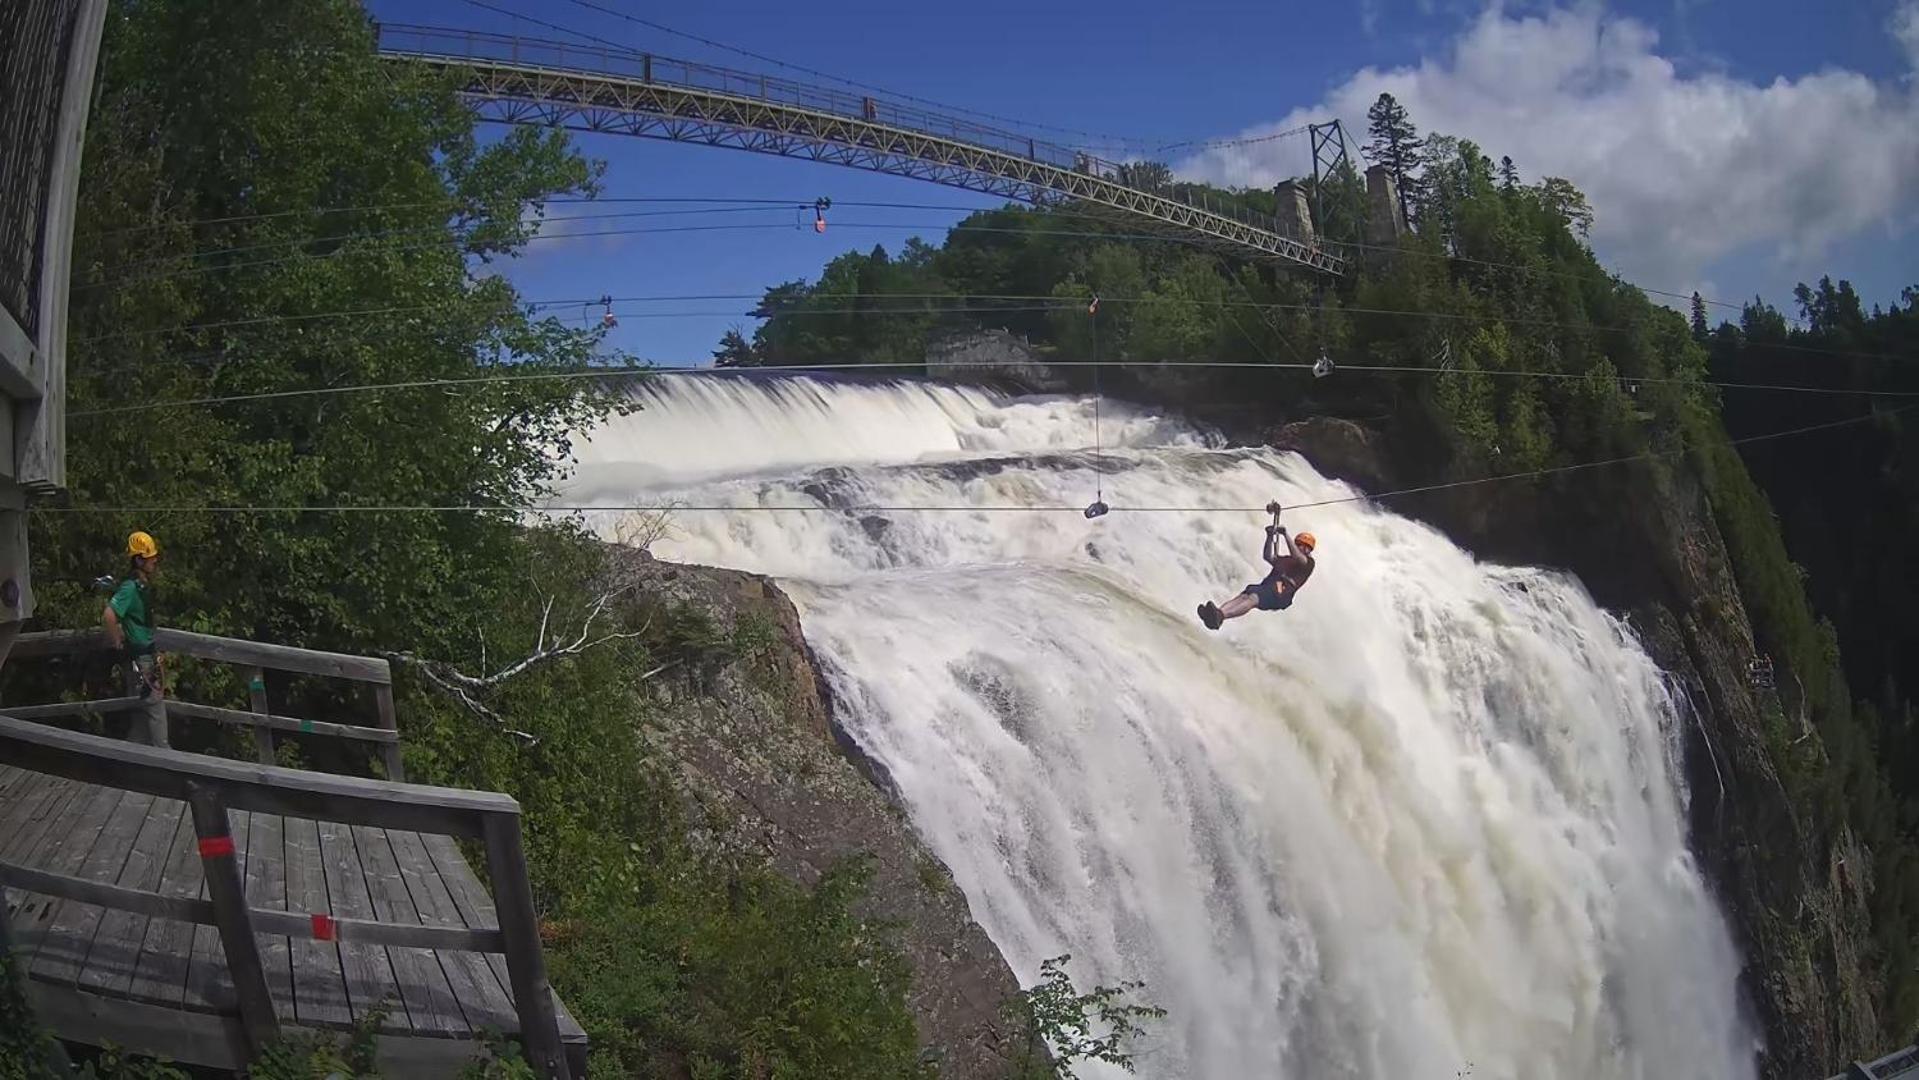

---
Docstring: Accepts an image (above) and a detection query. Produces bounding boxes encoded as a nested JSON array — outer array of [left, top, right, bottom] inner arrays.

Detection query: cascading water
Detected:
[[557, 375, 1759, 1080]]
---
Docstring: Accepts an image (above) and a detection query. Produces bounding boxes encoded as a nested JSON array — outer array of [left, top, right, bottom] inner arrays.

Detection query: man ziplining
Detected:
[[1198, 502, 1316, 630]]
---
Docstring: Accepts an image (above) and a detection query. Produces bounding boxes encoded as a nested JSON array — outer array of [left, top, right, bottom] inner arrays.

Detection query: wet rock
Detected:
[[620, 551, 1021, 1077]]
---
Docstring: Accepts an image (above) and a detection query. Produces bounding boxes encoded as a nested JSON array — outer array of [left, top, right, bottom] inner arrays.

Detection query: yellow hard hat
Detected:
[[1295, 531, 1317, 553], [126, 531, 159, 559]]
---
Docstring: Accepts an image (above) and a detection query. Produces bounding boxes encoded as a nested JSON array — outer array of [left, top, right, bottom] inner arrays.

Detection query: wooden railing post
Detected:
[[185, 783, 278, 1054], [373, 683, 405, 782], [242, 665, 273, 765], [483, 813, 570, 1080]]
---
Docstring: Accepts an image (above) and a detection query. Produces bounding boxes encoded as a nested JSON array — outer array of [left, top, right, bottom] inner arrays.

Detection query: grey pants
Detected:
[[129, 653, 168, 748]]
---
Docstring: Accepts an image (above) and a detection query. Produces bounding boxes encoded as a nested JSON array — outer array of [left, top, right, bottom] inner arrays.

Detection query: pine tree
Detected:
[[713, 327, 759, 367], [1498, 155, 1519, 194], [1690, 292, 1710, 341], [1363, 92, 1425, 229]]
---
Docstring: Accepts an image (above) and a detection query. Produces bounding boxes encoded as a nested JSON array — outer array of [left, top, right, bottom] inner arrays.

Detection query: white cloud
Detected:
[[1895, 0, 1919, 69], [1176, 4, 1919, 296]]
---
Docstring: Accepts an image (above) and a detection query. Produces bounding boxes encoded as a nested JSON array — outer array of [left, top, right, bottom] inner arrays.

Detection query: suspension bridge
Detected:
[[373, 24, 1347, 276]]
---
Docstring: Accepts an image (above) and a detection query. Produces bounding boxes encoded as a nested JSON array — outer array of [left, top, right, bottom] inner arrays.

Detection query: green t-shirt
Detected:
[[110, 578, 155, 652]]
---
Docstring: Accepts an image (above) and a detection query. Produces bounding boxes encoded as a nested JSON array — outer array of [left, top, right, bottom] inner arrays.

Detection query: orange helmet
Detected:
[[1295, 531, 1317, 553]]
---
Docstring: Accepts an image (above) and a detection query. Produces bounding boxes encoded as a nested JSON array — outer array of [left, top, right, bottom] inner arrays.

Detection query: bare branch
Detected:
[[638, 659, 679, 682], [383, 650, 540, 745]]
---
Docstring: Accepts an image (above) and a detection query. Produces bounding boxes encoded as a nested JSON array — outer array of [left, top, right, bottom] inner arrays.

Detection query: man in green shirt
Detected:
[[103, 531, 167, 746]]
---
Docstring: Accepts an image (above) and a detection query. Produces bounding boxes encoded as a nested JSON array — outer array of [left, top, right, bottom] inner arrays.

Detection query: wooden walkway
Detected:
[[0, 629, 586, 1076], [0, 764, 585, 1073]]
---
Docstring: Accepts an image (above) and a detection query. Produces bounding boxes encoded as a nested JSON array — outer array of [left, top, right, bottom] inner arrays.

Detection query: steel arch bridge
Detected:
[[375, 25, 1344, 276]]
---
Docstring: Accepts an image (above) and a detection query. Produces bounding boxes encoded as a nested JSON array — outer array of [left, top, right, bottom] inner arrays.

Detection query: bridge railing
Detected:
[[0, 713, 573, 1078], [378, 24, 1107, 172], [4, 628, 405, 781]]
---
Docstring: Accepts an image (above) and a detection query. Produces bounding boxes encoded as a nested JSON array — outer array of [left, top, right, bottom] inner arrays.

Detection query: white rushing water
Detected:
[[557, 375, 1758, 1080]]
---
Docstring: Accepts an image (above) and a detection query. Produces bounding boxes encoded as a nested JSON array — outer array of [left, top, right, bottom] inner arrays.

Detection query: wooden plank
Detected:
[[387, 828, 516, 1032], [0, 775, 75, 921], [31, 789, 155, 986], [184, 803, 248, 1014], [243, 665, 274, 765], [317, 817, 405, 1031], [10, 629, 392, 685], [484, 814, 571, 1079], [374, 684, 405, 782], [0, 764, 36, 798], [282, 814, 350, 1029], [165, 700, 397, 744], [5, 629, 106, 660], [422, 833, 516, 1010], [30, 976, 567, 1077], [352, 825, 465, 1036], [79, 797, 192, 996], [126, 795, 206, 1008], [0, 770, 63, 859], [0, 857, 492, 952], [6, 782, 125, 968], [1, 697, 141, 721], [0, 716, 515, 839], [252, 908, 499, 952], [28, 976, 252, 1074], [240, 811, 291, 1020], [3, 858, 210, 925], [186, 786, 278, 1050]]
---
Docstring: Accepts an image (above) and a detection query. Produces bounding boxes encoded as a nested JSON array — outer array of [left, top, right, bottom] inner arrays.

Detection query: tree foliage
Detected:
[[1704, 279, 1919, 1028], [39, 0, 621, 666], [1363, 92, 1426, 228], [1001, 956, 1166, 1079], [22, 2, 936, 1075]]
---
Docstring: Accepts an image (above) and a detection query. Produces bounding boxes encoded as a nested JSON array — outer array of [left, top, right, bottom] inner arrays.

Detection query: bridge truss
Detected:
[[376, 26, 1344, 276]]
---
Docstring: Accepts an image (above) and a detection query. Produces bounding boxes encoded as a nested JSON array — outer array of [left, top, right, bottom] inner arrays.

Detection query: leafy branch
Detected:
[[1002, 955, 1167, 1079]]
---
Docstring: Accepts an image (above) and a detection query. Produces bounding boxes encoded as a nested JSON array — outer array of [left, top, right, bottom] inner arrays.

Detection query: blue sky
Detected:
[[366, 0, 1919, 363]]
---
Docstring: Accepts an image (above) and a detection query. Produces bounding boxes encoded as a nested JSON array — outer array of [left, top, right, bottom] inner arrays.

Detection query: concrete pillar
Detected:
[[1366, 164, 1407, 246], [1273, 180, 1313, 243]]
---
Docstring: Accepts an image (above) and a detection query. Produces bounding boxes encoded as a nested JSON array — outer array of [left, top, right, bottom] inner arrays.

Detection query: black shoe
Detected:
[[1198, 602, 1222, 630]]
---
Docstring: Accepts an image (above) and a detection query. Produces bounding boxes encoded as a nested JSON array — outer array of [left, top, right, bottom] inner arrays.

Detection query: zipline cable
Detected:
[[37, 404, 1907, 516], [67, 357, 1919, 419]]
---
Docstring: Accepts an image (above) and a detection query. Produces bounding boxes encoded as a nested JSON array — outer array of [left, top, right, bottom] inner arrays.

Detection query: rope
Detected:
[[74, 279, 1918, 366], [36, 404, 1904, 516], [74, 190, 1760, 318], [1091, 300, 1104, 504]]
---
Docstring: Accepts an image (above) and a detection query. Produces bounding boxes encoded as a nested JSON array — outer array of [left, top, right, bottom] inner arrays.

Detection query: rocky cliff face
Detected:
[[626, 554, 1022, 1079]]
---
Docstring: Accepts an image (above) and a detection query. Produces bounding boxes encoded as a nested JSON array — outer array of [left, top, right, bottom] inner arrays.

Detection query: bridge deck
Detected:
[[0, 765, 585, 1071]]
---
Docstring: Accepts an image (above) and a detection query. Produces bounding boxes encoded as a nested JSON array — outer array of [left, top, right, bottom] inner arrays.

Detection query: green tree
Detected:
[[1116, 161, 1173, 191], [712, 327, 759, 367], [1363, 92, 1425, 229], [1498, 155, 1519, 194], [1691, 292, 1710, 341], [1002, 956, 1166, 1080], [42, 0, 618, 666], [1532, 176, 1594, 239]]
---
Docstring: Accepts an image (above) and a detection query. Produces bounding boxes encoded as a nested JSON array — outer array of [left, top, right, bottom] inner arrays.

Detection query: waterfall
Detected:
[[556, 374, 1758, 1080]]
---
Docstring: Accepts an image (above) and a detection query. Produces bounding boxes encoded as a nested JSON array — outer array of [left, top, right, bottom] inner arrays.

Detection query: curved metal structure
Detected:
[[376, 25, 1344, 276]]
